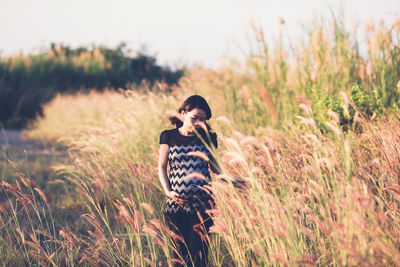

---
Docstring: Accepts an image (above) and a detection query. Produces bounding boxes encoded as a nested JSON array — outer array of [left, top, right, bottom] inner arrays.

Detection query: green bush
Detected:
[[351, 83, 385, 118], [309, 83, 386, 132]]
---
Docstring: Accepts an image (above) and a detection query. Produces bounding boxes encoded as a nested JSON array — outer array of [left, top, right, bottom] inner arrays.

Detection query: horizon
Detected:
[[1, 0, 399, 69]]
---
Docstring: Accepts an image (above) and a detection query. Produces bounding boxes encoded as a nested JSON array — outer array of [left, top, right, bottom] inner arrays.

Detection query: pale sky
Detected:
[[1, 0, 399, 69]]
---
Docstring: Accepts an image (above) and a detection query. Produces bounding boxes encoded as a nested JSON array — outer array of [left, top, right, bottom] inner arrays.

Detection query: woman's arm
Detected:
[[158, 144, 171, 194]]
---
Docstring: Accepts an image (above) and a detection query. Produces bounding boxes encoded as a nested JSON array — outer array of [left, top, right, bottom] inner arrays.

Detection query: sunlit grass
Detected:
[[1, 13, 399, 266]]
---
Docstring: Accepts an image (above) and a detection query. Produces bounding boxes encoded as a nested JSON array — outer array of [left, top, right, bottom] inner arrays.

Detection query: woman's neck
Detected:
[[178, 126, 195, 136]]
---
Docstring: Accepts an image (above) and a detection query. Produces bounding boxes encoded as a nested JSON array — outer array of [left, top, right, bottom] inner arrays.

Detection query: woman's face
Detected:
[[182, 108, 207, 131]]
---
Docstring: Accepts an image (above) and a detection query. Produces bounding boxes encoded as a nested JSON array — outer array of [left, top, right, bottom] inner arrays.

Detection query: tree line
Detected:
[[0, 43, 184, 128]]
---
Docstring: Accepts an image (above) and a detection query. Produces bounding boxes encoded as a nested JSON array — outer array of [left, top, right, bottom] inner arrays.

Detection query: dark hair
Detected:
[[170, 95, 212, 128]]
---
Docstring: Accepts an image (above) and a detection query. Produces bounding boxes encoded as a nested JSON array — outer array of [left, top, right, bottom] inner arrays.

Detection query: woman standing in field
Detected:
[[158, 95, 220, 267]]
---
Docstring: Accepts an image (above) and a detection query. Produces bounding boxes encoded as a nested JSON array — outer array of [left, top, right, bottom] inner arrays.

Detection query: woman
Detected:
[[158, 95, 220, 267]]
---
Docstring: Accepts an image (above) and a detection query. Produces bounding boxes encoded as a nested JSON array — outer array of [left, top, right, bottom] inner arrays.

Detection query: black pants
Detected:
[[165, 210, 213, 267]]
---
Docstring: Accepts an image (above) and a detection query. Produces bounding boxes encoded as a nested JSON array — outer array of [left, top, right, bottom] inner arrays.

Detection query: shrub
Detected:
[[309, 83, 386, 132]]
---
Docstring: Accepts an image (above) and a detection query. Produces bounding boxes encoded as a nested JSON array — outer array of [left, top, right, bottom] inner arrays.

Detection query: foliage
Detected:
[[243, 13, 400, 127], [0, 43, 184, 128], [309, 83, 386, 132], [350, 83, 385, 118]]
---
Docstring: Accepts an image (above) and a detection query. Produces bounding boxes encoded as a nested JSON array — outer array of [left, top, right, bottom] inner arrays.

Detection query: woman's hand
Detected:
[[166, 191, 189, 206]]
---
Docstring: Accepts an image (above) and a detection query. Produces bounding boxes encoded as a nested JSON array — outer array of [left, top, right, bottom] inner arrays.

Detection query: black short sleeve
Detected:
[[159, 130, 170, 145]]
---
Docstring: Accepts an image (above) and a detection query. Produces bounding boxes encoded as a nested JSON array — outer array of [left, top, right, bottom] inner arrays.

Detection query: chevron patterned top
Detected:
[[160, 128, 218, 214]]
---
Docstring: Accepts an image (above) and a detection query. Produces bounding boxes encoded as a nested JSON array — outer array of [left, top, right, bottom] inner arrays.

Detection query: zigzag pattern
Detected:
[[170, 178, 208, 187], [166, 144, 214, 214], [168, 145, 211, 161], [169, 144, 207, 153], [169, 162, 208, 171], [169, 168, 209, 177]]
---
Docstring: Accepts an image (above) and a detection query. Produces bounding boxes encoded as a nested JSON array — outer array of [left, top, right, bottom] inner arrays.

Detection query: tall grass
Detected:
[[1, 13, 400, 266], [210, 112, 400, 265]]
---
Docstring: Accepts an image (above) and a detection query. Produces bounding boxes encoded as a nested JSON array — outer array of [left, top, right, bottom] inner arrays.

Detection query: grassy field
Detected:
[[1, 14, 400, 266]]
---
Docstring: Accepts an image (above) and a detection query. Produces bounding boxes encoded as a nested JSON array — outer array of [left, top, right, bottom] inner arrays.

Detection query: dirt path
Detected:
[[0, 130, 31, 145], [1, 129, 43, 151], [0, 130, 65, 158]]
